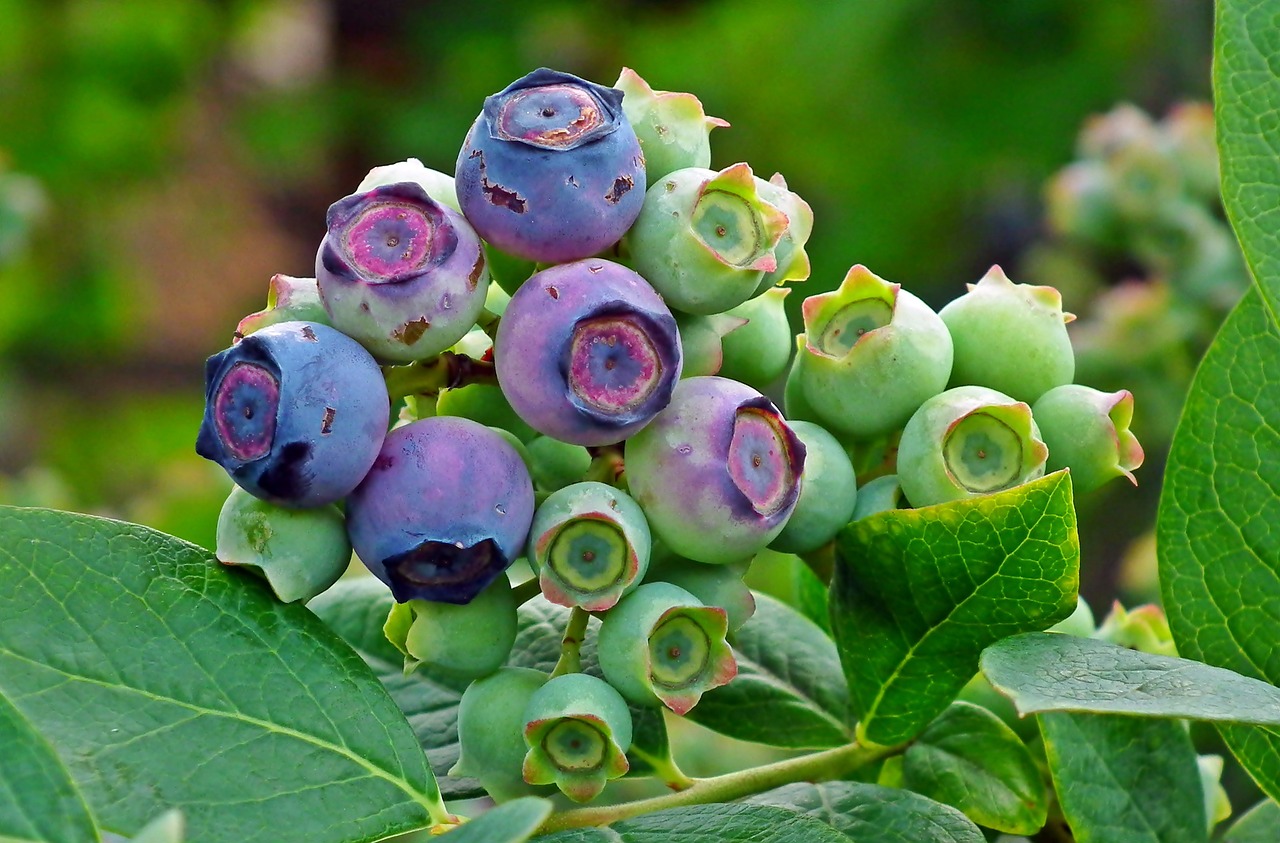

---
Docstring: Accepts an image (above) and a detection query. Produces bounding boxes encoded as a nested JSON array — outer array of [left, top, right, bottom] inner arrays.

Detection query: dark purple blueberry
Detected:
[[455, 68, 646, 263], [346, 416, 535, 604], [494, 259, 682, 446], [316, 182, 489, 363], [196, 321, 389, 508]]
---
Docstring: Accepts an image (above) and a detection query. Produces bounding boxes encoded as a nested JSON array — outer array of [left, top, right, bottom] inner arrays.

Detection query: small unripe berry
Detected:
[[383, 575, 518, 682], [796, 265, 953, 440], [452, 668, 551, 802], [521, 673, 632, 802], [628, 163, 789, 315], [527, 482, 651, 612], [596, 582, 737, 714], [897, 385, 1048, 508], [215, 486, 350, 603], [939, 265, 1075, 404], [719, 287, 794, 390], [614, 67, 728, 182], [768, 420, 858, 555], [1032, 384, 1144, 494]]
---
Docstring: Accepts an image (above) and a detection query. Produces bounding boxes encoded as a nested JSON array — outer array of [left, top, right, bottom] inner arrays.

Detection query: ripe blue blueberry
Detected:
[[316, 181, 489, 363], [196, 321, 389, 508], [345, 416, 535, 604], [495, 259, 682, 446], [456, 68, 646, 264]]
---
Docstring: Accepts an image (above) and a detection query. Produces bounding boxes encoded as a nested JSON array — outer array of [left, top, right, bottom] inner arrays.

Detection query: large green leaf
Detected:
[[0, 507, 444, 843], [534, 804, 847, 842], [1215, 0, 1280, 316], [1156, 287, 1280, 799], [307, 577, 481, 800], [444, 798, 551, 843], [0, 690, 99, 843], [1160, 0, 1280, 802], [831, 472, 1078, 744], [688, 592, 853, 749], [1040, 712, 1206, 843], [901, 702, 1046, 835], [749, 781, 984, 842], [982, 632, 1280, 724], [1222, 799, 1280, 842]]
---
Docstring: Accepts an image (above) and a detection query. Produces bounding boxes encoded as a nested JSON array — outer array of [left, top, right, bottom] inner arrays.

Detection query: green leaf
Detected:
[[901, 702, 1047, 834], [0, 507, 444, 843], [749, 781, 985, 842], [0, 690, 99, 843], [1040, 712, 1207, 843], [534, 804, 847, 842], [831, 472, 1079, 745], [307, 576, 482, 800], [982, 632, 1280, 724], [1169, 0, 1280, 803], [1222, 799, 1280, 842], [687, 592, 853, 749], [444, 798, 551, 843], [1156, 287, 1280, 800], [1215, 0, 1280, 317]]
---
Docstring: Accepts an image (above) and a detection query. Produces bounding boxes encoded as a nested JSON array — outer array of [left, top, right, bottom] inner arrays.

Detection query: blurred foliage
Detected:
[[0, 0, 1212, 553]]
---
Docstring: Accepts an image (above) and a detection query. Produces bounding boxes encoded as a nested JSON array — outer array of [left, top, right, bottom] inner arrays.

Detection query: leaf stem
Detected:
[[537, 739, 902, 832], [628, 745, 696, 792], [550, 607, 590, 678]]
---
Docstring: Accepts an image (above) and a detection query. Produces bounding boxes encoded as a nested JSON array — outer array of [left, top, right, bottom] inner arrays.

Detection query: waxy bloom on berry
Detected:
[[196, 321, 389, 508], [456, 68, 646, 263]]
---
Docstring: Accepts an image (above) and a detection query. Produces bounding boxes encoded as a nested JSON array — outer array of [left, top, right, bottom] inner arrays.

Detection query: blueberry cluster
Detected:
[[196, 67, 1145, 805]]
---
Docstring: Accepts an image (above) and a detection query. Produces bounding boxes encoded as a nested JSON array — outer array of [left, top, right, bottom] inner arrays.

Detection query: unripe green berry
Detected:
[[939, 266, 1075, 404], [615, 67, 728, 182], [851, 474, 905, 521], [897, 385, 1048, 508], [235, 274, 332, 338], [753, 173, 813, 293], [796, 265, 953, 440], [526, 436, 592, 494], [647, 547, 755, 634], [1049, 595, 1096, 637], [383, 575, 518, 682], [527, 482, 651, 611], [629, 163, 789, 315], [674, 312, 748, 378], [769, 420, 858, 554], [597, 582, 737, 714], [215, 486, 349, 603], [719, 287, 795, 390], [521, 672, 632, 802], [451, 667, 550, 802], [1033, 384, 1144, 494], [356, 157, 460, 212]]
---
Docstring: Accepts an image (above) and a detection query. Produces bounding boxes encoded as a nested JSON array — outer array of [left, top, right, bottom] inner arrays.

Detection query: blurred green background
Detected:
[[0, 0, 1221, 608]]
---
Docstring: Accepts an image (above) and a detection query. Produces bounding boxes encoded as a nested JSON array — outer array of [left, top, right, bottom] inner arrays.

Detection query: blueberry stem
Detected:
[[550, 606, 591, 678], [583, 446, 627, 488], [511, 576, 543, 606], [628, 743, 695, 792], [537, 737, 904, 832], [383, 352, 499, 402]]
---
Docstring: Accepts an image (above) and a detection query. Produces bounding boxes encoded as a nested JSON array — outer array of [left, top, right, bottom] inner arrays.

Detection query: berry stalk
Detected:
[[536, 738, 904, 832]]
